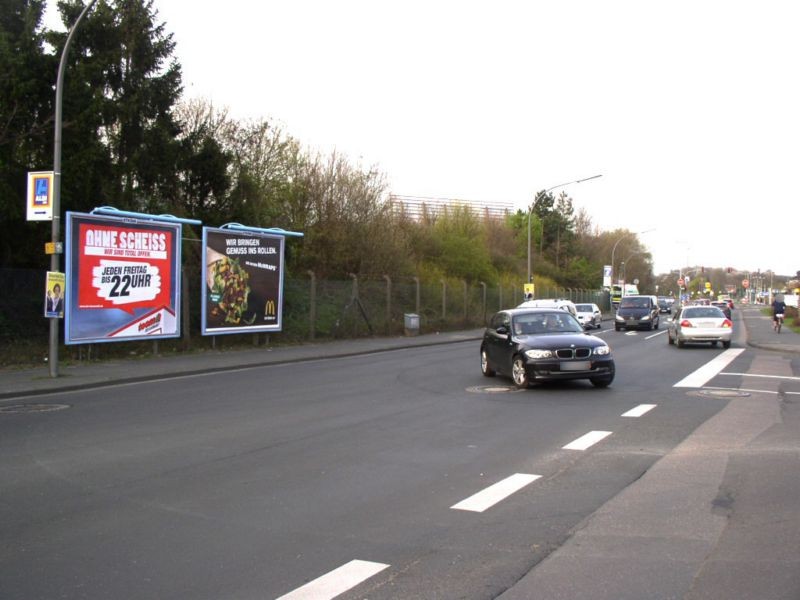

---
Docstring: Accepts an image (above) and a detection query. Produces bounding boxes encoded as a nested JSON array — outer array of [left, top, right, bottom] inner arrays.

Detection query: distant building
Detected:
[[389, 194, 514, 221]]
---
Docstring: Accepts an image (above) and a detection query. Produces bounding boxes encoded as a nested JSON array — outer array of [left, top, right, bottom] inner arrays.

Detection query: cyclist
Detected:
[[772, 295, 787, 332]]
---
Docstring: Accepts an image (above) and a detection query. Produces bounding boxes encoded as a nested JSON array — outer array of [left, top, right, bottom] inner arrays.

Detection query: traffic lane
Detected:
[[0, 341, 730, 600]]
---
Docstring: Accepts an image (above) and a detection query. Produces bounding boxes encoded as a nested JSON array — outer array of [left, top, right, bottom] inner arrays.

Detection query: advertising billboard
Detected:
[[26, 171, 54, 221], [201, 227, 285, 335], [65, 212, 182, 344]]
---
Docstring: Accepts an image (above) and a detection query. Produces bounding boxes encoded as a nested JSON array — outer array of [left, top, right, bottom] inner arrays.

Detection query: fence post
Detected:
[[413, 276, 420, 315], [384, 274, 392, 334], [441, 279, 447, 322], [307, 270, 316, 340], [463, 280, 468, 324], [349, 273, 358, 299], [480, 282, 487, 325]]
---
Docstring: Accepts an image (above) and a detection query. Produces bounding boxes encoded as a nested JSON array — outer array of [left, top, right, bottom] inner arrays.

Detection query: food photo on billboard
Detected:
[[201, 227, 286, 335]]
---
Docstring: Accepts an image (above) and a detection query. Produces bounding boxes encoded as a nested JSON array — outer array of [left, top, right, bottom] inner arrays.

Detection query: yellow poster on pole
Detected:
[[523, 283, 535, 300], [44, 271, 65, 318]]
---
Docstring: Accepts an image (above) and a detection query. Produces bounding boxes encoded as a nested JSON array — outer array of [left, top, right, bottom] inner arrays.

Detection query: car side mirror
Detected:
[[496, 325, 508, 335]]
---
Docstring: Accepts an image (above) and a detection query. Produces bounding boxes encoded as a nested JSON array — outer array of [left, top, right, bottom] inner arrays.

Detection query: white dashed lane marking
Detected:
[[622, 404, 656, 417], [562, 430, 613, 450], [451, 473, 542, 513], [276, 560, 390, 600]]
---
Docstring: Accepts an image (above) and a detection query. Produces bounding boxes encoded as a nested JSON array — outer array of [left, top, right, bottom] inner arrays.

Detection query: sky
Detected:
[[47, 1, 800, 278]]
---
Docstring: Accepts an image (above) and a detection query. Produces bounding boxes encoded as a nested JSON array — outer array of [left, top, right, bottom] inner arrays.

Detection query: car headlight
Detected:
[[615, 315, 624, 322], [593, 345, 610, 356], [525, 349, 553, 359], [641, 315, 651, 320]]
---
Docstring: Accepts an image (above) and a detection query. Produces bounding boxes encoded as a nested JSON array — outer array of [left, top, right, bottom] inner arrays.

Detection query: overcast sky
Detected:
[[48, 1, 800, 277]]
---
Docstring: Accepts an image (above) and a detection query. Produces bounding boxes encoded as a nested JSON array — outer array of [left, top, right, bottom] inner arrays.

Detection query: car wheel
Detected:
[[591, 374, 614, 388], [480, 348, 496, 377], [511, 356, 530, 389], [722, 340, 731, 349]]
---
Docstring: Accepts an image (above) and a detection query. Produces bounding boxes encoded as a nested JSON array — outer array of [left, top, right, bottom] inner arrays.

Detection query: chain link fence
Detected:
[[0, 267, 608, 367]]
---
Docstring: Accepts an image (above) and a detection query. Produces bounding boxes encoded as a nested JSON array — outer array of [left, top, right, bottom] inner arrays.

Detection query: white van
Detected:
[[517, 298, 578, 317]]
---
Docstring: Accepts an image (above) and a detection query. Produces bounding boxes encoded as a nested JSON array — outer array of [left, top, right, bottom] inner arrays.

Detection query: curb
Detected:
[[0, 334, 484, 401]]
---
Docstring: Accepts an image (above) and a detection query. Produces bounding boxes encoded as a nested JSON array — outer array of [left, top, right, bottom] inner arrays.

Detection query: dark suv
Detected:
[[614, 295, 660, 331]]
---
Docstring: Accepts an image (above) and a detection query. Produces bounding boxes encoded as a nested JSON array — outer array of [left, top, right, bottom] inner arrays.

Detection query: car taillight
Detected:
[[680, 320, 693, 327], [721, 319, 732, 328]]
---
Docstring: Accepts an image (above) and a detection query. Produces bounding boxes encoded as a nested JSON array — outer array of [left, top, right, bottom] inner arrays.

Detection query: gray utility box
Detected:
[[404, 313, 420, 336]]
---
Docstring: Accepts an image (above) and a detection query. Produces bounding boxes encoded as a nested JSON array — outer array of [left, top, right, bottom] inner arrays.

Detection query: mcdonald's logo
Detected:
[[265, 299, 276, 317]]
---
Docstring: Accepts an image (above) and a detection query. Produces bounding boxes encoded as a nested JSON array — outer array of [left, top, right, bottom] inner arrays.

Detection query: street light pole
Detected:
[[48, 0, 98, 378], [527, 174, 602, 286], [610, 228, 655, 286]]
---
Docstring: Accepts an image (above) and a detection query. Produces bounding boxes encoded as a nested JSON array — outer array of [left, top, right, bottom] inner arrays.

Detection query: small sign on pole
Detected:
[[26, 171, 55, 221]]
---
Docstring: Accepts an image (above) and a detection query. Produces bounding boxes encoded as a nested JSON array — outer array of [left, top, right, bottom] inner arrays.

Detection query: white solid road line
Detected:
[[562, 430, 613, 450], [721, 372, 800, 381], [622, 404, 657, 417], [673, 348, 745, 388], [276, 560, 390, 600], [451, 473, 542, 513]]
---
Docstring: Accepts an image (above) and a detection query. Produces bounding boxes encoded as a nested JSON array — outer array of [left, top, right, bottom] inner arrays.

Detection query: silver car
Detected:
[[574, 303, 602, 329], [667, 305, 732, 348]]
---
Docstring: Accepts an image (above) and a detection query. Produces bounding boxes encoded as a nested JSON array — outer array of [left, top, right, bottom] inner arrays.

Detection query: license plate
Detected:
[[561, 361, 591, 371]]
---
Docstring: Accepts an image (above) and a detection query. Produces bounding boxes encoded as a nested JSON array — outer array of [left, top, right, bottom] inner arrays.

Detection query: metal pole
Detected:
[[49, 0, 98, 378], [527, 174, 602, 286]]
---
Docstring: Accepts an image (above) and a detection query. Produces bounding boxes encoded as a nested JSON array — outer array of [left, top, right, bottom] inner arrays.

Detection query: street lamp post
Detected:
[[48, 0, 98, 378], [610, 228, 655, 287], [527, 174, 602, 286]]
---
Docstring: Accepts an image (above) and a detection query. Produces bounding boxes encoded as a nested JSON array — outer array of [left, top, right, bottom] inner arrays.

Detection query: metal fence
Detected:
[[0, 267, 609, 366]]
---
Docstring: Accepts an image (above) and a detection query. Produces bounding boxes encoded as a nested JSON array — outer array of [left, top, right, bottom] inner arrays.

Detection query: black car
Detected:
[[614, 295, 660, 331], [480, 308, 615, 389]]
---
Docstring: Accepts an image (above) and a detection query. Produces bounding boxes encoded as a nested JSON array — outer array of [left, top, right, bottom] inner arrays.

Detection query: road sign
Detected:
[[742, 279, 749, 288]]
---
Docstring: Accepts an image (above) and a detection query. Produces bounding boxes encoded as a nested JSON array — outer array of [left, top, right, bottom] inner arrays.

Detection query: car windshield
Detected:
[[513, 313, 584, 334], [619, 297, 649, 308], [575, 304, 593, 312], [683, 307, 725, 319]]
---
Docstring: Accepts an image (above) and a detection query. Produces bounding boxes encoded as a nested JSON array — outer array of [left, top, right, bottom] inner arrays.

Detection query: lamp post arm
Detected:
[[526, 174, 602, 285]]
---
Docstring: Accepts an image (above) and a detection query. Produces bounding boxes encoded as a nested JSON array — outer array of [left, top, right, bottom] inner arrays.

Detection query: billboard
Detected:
[[65, 212, 182, 344], [201, 227, 285, 335]]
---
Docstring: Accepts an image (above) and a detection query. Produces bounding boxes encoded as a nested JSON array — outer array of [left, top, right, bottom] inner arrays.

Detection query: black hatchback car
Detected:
[[480, 308, 615, 389]]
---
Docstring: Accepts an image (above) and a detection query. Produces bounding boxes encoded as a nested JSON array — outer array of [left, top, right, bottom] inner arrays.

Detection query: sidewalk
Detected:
[[0, 328, 485, 400], [738, 303, 800, 354]]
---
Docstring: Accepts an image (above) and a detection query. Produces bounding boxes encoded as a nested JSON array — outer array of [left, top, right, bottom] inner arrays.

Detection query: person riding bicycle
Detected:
[[772, 295, 787, 331]]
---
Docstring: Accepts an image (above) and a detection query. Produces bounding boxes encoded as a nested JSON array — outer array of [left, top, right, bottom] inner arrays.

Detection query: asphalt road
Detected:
[[1, 311, 799, 599]]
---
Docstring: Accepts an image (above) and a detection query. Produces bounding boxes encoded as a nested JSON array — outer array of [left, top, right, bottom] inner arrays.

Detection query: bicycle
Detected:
[[774, 313, 784, 333]]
